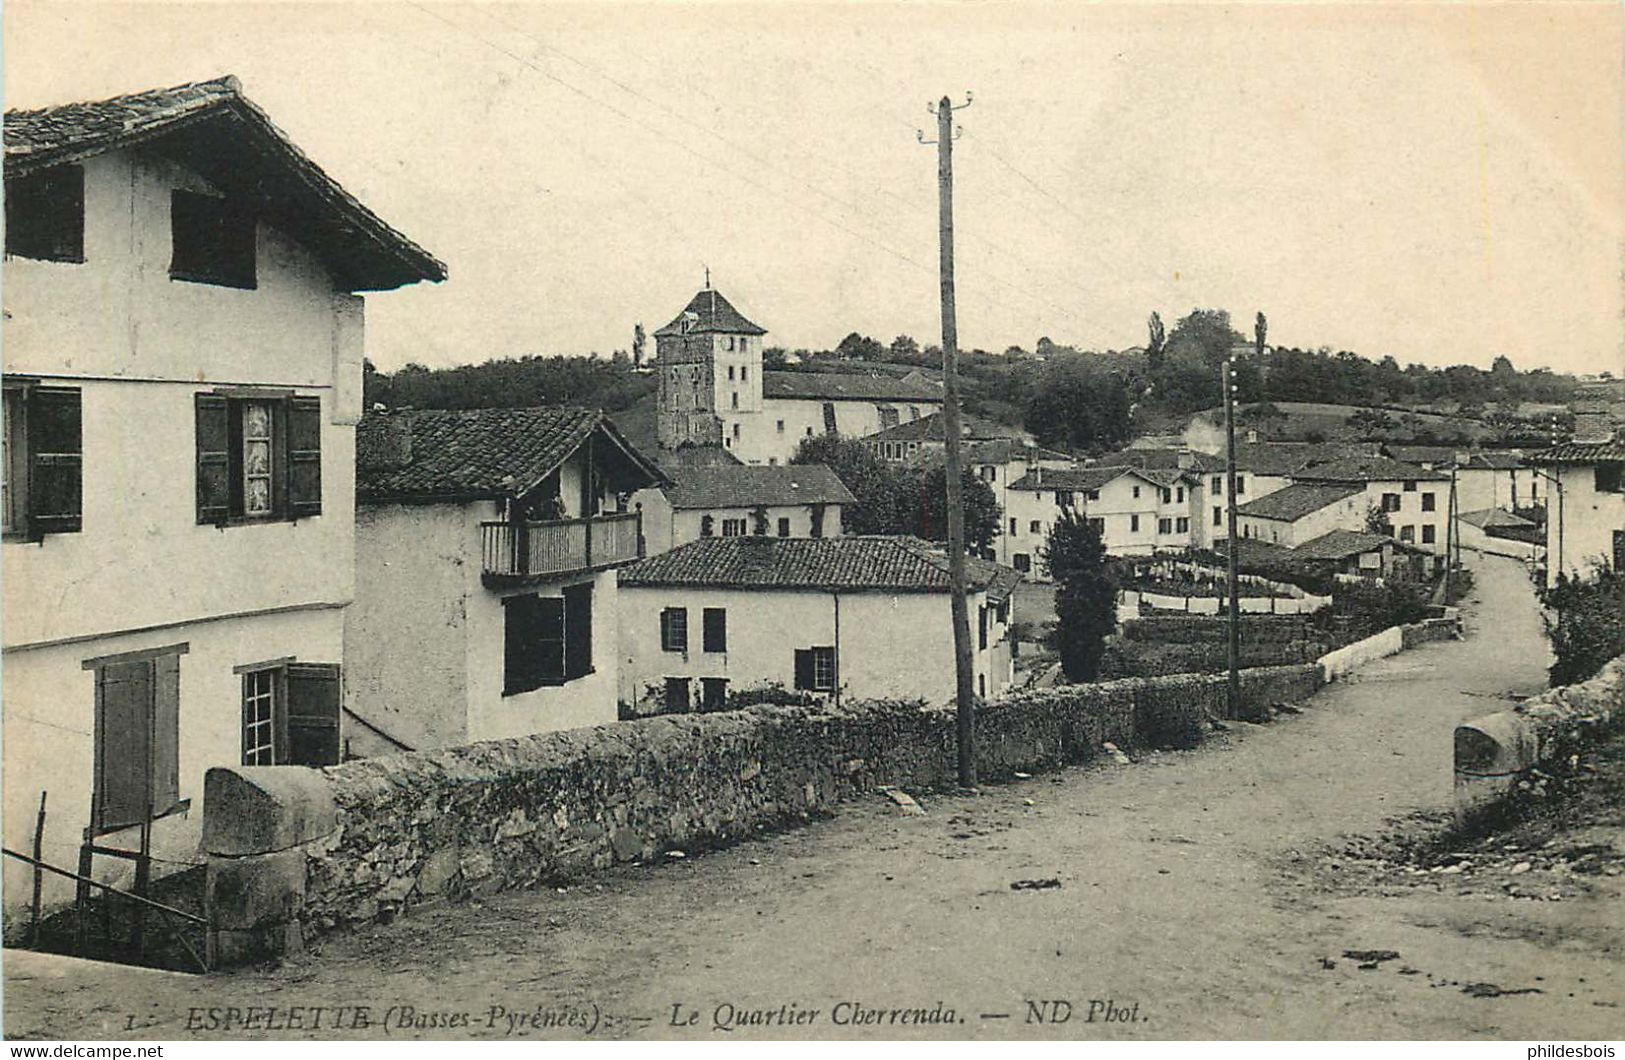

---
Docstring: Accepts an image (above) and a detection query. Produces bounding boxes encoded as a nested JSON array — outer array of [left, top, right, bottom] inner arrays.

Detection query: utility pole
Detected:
[[1222, 355, 1242, 720], [922, 93, 977, 787], [1444, 461, 1457, 602]]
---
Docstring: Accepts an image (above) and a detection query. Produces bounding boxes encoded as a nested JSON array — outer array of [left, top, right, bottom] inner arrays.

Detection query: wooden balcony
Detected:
[[480, 512, 643, 586]]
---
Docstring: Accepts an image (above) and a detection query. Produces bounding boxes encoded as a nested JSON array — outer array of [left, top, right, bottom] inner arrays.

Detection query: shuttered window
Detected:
[[5, 165, 84, 263], [239, 661, 342, 767], [2, 381, 82, 538], [664, 677, 690, 713], [702, 608, 727, 653], [87, 647, 184, 837], [794, 647, 836, 692], [563, 582, 593, 680], [196, 392, 321, 524], [701, 677, 729, 711], [504, 594, 565, 695]]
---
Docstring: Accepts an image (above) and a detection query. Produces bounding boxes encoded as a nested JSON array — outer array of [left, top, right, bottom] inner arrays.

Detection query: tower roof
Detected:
[[653, 288, 767, 337]]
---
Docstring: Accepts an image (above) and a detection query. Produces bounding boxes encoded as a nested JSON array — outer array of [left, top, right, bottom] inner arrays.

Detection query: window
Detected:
[[794, 647, 837, 692], [981, 466, 996, 481], [238, 660, 342, 766], [665, 677, 691, 713], [731, 392, 739, 410], [1009, 517, 1018, 536], [502, 588, 591, 695], [660, 607, 689, 653], [778, 517, 791, 537], [1087, 517, 1105, 536], [195, 392, 321, 524], [1131, 485, 1141, 499], [1130, 514, 1140, 533], [170, 190, 256, 289], [1399, 524, 1416, 543], [2, 381, 81, 538], [701, 678, 729, 711], [1160, 488, 1171, 504], [699, 515, 714, 537], [741, 367, 748, 382], [1422, 524, 1436, 544], [1013, 553, 1031, 573], [1029, 520, 1041, 533], [878, 406, 900, 430], [726, 337, 735, 351], [1596, 465, 1623, 494], [1055, 490, 1074, 507], [810, 505, 826, 538], [1158, 517, 1172, 535], [702, 607, 727, 653], [1176, 517, 1189, 533], [728, 366, 736, 380], [806, 426, 814, 437], [1421, 492, 1436, 512], [86, 646, 186, 836], [768, 458, 777, 466], [1176, 486, 1185, 503], [1211, 476, 1223, 494], [777, 420, 786, 433], [1213, 506, 1223, 526], [5, 165, 84, 263], [1086, 489, 1100, 502], [721, 517, 747, 536], [978, 605, 988, 650], [1403, 480, 1417, 492], [1235, 476, 1246, 495], [1381, 493, 1401, 513]]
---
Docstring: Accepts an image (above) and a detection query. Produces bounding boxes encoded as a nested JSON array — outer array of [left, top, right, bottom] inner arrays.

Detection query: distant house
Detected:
[[1457, 507, 1542, 559], [653, 286, 942, 465], [1290, 454, 1451, 553], [348, 407, 664, 751], [1291, 529, 1429, 580], [1527, 437, 1625, 586], [618, 536, 1020, 714], [1, 76, 442, 927], [863, 411, 1028, 464], [1234, 483, 1367, 547], [630, 463, 855, 555], [1385, 446, 1538, 512], [1005, 465, 1201, 576]]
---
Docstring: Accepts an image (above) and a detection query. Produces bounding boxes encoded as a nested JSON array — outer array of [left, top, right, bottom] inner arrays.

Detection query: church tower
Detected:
[[653, 282, 766, 456]]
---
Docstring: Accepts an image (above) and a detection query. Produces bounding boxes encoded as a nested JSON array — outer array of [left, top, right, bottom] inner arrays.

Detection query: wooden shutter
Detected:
[[535, 596, 566, 684], [793, 649, 815, 691], [94, 660, 152, 834], [28, 386, 81, 536], [151, 653, 181, 814], [563, 583, 593, 680], [285, 663, 341, 767], [702, 608, 727, 653], [822, 402, 838, 434], [287, 395, 323, 518], [195, 393, 231, 524]]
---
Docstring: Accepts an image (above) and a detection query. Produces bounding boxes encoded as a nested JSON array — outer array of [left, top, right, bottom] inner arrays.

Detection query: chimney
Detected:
[[1177, 447, 1195, 470]]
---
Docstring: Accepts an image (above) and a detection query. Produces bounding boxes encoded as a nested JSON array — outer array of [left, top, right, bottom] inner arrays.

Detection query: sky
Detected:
[[5, 1, 1623, 376]]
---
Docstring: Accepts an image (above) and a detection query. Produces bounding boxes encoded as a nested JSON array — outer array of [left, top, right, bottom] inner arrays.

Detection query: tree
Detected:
[[890, 334, 920, 359], [907, 464, 1002, 553], [1166, 308, 1243, 368], [1543, 566, 1623, 686], [1254, 311, 1267, 356], [1364, 503, 1392, 537], [1043, 508, 1117, 683], [632, 323, 646, 367], [790, 435, 900, 535], [835, 332, 885, 361], [1146, 312, 1166, 367], [762, 346, 789, 370], [1347, 407, 1397, 439]]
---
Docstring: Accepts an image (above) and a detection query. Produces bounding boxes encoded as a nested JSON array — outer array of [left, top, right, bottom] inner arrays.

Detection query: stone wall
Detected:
[[202, 664, 1321, 963], [1454, 656, 1625, 824]]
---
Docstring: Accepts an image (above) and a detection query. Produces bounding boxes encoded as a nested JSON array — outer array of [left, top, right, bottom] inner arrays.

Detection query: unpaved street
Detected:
[[6, 553, 1621, 1040]]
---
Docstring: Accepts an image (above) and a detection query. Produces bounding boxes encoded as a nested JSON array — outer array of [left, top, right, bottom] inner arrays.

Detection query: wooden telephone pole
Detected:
[[922, 93, 977, 787], [1222, 356, 1242, 719]]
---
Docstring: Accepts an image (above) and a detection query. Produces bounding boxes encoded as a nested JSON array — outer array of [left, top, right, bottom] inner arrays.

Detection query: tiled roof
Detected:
[[1526, 440, 1625, 465], [663, 464, 856, 509], [5, 76, 444, 291], [864, 411, 1021, 443], [652, 289, 766, 337], [620, 535, 1021, 600], [1009, 467, 1125, 492], [961, 439, 1072, 465], [1462, 451, 1527, 470], [762, 371, 944, 404], [1459, 507, 1536, 530], [1231, 442, 1374, 476], [1291, 454, 1449, 483], [1235, 482, 1363, 522], [1292, 529, 1398, 560], [1094, 447, 1225, 473], [356, 407, 663, 502]]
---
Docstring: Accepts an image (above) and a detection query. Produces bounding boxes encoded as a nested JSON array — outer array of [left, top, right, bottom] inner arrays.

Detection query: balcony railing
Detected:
[[480, 512, 643, 584]]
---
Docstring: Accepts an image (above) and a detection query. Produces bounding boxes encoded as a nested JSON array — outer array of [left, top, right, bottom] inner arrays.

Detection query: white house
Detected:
[[348, 407, 664, 752], [1527, 438, 1625, 586], [1234, 483, 1367, 547], [1004, 465, 1202, 577], [1386, 446, 1538, 513], [630, 463, 854, 555], [862, 411, 1029, 464], [1290, 454, 1452, 554], [652, 285, 942, 465], [617, 536, 1021, 714], [1, 76, 443, 930]]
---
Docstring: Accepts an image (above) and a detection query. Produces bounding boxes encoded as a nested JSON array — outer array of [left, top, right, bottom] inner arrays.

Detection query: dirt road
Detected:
[[6, 553, 1621, 1040]]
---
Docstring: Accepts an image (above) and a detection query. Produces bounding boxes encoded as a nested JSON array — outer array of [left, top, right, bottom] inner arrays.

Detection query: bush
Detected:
[[1543, 567, 1623, 686]]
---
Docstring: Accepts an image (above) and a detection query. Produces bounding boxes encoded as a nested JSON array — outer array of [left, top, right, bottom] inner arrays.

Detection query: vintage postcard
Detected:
[[1, 0, 1622, 1046]]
